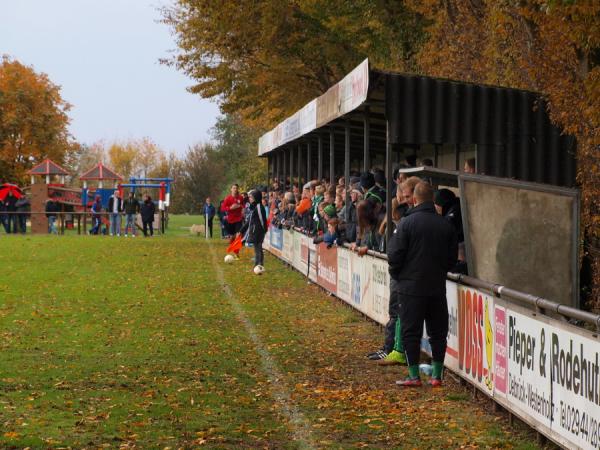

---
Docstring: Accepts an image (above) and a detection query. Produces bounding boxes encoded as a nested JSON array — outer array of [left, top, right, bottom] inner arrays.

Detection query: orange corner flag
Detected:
[[227, 235, 243, 253]]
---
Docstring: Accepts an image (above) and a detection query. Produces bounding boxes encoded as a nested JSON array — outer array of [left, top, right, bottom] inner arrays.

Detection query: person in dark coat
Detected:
[[15, 196, 30, 233], [89, 195, 103, 235], [0, 199, 8, 233], [434, 189, 464, 243], [238, 189, 268, 271], [4, 191, 18, 233], [45, 198, 60, 234], [203, 197, 216, 238], [387, 181, 458, 387], [123, 191, 140, 237], [140, 195, 156, 237], [434, 188, 467, 274]]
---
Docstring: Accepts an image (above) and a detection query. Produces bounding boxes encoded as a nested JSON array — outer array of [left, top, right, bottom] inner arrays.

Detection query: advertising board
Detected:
[[308, 239, 318, 282], [336, 247, 352, 303], [292, 230, 303, 272], [269, 227, 283, 257], [370, 257, 389, 325], [457, 285, 495, 397], [317, 243, 337, 294], [497, 300, 600, 449], [282, 229, 293, 263]]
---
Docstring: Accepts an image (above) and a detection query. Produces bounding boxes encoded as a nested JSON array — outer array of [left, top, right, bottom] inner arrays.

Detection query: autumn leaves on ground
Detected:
[[0, 216, 538, 449]]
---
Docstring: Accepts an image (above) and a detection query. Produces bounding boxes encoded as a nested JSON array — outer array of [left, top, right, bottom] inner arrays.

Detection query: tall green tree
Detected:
[[210, 114, 265, 192]]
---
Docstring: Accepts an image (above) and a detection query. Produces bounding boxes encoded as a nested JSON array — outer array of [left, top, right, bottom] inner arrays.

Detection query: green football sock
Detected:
[[393, 317, 404, 353], [432, 361, 444, 379], [408, 365, 420, 379]]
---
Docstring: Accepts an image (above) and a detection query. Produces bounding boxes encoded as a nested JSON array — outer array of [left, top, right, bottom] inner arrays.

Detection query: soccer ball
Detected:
[[253, 265, 265, 275], [224, 254, 235, 263]]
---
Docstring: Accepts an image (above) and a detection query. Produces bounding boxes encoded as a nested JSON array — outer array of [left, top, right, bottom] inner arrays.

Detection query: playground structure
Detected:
[[25, 159, 173, 234]]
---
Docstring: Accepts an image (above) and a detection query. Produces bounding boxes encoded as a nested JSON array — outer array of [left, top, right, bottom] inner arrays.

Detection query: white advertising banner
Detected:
[[282, 229, 293, 263], [307, 238, 318, 282], [338, 58, 369, 116], [258, 60, 368, 155], [370, 257, 389, 325], [336, 247, 352, 303], [499, 301, 600, 449], [292, 230, 303, 272]]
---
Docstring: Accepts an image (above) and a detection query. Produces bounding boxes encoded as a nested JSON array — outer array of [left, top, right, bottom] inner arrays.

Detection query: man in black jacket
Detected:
[[387, 181, 458, 387], [123, 192, 140, 237]]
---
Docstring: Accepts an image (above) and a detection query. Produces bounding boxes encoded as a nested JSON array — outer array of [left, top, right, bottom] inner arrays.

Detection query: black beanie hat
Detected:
[[434, 188, 456, 208], [374, 170, 385, 186], [360, 171, 375, 190]]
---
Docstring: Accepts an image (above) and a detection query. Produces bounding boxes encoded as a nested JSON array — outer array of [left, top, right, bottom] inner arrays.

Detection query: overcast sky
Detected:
[[0, 0, 220, 156]]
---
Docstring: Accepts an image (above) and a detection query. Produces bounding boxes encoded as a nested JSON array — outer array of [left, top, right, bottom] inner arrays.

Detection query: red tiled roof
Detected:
[[79, 162, 123, 180], [27, 158, 70, 176]]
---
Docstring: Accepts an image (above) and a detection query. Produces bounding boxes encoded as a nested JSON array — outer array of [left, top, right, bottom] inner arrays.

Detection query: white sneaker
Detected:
[[132, 234, 136, 237], [124, 234, 128, 237], [110, 233, 113, 236]]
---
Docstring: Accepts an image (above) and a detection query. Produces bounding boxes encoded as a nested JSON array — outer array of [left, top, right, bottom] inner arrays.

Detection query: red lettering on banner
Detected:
[[466, 290, 472, 374], [458, 288, 485, 382], [458, 289, 465, 371]]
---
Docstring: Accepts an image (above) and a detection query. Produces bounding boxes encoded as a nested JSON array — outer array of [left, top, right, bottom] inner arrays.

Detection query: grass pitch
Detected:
[[0, 216, 542, 448]]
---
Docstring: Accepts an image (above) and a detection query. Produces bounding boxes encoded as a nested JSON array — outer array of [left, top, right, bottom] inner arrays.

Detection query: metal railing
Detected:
[[0, 211, 167, 235], [285, 225, 600, 331]]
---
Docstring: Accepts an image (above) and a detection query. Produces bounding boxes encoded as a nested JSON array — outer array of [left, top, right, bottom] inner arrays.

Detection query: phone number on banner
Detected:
[[560, 401, 600, 449]]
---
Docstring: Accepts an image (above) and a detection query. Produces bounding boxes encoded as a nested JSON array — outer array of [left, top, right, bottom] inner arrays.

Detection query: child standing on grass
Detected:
[[238, 189, 268, 273]]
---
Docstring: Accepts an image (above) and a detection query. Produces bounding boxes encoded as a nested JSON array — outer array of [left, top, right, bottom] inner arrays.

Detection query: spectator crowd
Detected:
[[214, 156, 474, 386]]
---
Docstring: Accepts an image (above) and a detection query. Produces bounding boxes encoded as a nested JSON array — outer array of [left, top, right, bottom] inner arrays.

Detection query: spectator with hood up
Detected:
[[238, 189, 268, 273]]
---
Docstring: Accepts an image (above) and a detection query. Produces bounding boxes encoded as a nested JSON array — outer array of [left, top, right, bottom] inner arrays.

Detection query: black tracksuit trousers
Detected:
[[399, 293, 448, 366]]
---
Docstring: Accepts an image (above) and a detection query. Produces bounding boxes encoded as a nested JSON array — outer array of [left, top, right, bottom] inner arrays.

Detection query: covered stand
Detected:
[[259, 58, 576, 243]]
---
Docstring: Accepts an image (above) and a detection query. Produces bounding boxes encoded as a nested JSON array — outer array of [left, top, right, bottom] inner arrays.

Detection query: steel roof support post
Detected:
[[306, 140, 312, 182], [289, 146, 294, 190], [317, 135, 323, 181], [276, 152, 279, 188], [363, 107, 370, 172], [283, 149, 288, 191], [329, 128, 335, 186], [297, 143, 302, 188], [345, 120, 351, 223], [267, 154, 271, 192], [386, 120, 393, 244]]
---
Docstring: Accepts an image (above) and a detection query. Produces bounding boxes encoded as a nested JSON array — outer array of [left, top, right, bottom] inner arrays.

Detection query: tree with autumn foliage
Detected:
[[405, 0, 600, 308], [0, 56, 77, 182], [161, 0, 425, 128], [165, 0, 599, 307]]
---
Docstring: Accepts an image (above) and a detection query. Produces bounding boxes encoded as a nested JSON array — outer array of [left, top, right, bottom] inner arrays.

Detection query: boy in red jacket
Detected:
[[221, 183, 244, 257]]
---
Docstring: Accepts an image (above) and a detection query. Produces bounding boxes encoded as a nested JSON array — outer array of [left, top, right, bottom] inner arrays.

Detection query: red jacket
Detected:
[[221, 194, 244, 223]]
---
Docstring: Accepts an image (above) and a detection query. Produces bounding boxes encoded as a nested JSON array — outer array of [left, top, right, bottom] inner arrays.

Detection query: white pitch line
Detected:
[[208, 244, 316, 449]]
